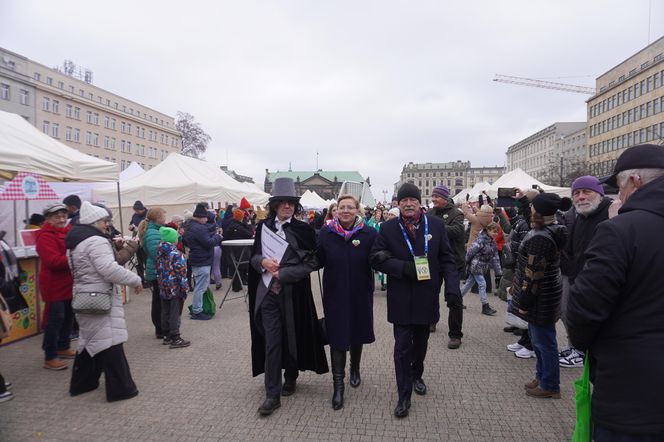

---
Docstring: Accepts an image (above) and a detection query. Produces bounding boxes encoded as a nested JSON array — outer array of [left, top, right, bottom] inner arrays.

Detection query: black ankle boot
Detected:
[[349, 344, 362, 388], [331, 349, 346, 410]]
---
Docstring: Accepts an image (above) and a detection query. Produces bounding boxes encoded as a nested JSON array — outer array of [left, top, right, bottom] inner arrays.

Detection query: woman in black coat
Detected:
[[317, 194, 376, 410]]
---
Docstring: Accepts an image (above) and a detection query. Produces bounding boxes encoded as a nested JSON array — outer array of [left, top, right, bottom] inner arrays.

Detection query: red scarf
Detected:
[[400, 208, 423, 240]]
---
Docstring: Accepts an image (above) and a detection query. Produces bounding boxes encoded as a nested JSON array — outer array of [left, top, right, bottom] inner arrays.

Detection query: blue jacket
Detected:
[[465, 230, 502, 276], [184, 220, 221, 267]]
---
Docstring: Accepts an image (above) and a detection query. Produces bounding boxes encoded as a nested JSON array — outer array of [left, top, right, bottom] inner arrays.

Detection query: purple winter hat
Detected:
[[571, 176, 604, 196], [432, 184, 450, 199]]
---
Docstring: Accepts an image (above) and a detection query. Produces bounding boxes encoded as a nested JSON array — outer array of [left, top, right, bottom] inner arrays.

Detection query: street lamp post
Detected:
[[559, 135, 565, 187]]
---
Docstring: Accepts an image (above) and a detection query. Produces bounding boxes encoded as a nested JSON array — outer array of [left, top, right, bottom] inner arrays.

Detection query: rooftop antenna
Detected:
[[316, 151, 319, 170], [288, 161, 292, 172]]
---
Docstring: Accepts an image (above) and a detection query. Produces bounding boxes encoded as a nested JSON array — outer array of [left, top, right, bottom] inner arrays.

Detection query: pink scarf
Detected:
[[329, 216, 364, 241]]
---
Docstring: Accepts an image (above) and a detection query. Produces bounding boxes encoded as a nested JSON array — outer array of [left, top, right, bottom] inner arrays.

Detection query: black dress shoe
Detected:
[[258, 397, 281, 416], [394, 399, 410, 418], [281, 379, 296, 396], [413, 378, 427, 396]]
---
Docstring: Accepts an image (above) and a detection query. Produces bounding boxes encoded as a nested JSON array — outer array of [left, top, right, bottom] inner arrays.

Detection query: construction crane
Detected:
[[493, 74, 596, 95]]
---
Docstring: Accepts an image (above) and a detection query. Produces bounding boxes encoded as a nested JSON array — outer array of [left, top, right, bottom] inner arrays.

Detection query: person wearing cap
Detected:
[[427, 184, 465, 348], [247, 177, 328, 416], [63, 194, 82, 225], [183, 203, 222, 320], [385, 207, 399, 221], [66, 201, 143, 402], [35, 203, 75, 371], [566, 144, 664, 439], [370, 183, 461, 418], [557, 176, 612, 369], [128, 200, 148, 287], [511, 193, 570, 399]]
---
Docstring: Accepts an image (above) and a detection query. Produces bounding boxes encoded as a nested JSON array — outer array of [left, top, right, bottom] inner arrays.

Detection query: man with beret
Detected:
[[567, 144, 664, 439], [370, 183, 461, 418], [247, 177, 328, 416], [427, 184, 465, 349], [558, 176, 612, 368]]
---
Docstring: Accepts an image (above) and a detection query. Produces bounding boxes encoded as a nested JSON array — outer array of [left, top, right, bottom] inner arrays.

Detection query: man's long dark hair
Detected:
[[266, 199, 303, 220]]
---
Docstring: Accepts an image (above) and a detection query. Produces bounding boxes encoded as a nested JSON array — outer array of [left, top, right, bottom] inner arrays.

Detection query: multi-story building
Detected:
[[587, 36, 664, 177], [396, 161, 504, 205], [0, 48, 36, 123], [264, 168, 368, 200], [505, 122, 586, 185], [221, 166, 255, 184], [0, 47, 181, 171]]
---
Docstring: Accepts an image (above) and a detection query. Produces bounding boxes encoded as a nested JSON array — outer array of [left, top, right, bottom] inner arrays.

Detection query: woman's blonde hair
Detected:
[[486, 221, 500, 233], [137, 207, 166, 239], [337, 194, 359, 209]]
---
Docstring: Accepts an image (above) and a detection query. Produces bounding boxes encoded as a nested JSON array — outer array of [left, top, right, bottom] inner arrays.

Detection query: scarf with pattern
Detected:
[[329, 216, 365, 241], [400, 208, 424, 240]]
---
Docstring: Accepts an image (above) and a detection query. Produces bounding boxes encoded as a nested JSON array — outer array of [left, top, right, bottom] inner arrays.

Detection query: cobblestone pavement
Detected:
[[0, 278, 577, 441]]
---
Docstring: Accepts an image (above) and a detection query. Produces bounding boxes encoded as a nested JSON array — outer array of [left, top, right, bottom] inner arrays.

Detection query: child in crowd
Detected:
[[460, 222, 502, 316], [156, 227, 190, 349]]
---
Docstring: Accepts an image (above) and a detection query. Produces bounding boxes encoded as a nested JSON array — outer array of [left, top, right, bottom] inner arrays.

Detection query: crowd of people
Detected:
[[1, 143, 664, 440]]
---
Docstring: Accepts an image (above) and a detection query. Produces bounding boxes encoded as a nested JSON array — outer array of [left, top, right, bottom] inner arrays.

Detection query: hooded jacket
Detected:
[[35, 222, 73, 303], [156, 242, 188, 300], [465, 229, 502, 276], [428, 199, 465, 272], [567, 175, 664, 435]]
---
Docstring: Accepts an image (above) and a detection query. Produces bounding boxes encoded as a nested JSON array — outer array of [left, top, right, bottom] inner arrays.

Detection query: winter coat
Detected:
[[370, 215, 461, 325], [142, 221, 163, 282], [247, 218, 328, 377], [567, 175, 664, 436], [35, 222, 73, 303], [562, 197, 611, 283], [129, 211, 147, 230], [184, 220, 221, 267], [65, 224, 141, 357], [428, 200, 465, 272], [317, 224, 376, 351], [511, 224, 567, 327], [462, 204, 494, 249], [156, 242, 188, 300], [465, 230, 502, 276]]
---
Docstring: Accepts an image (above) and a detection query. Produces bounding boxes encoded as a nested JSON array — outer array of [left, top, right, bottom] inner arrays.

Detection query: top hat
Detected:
[[269, 177, 300, 203]]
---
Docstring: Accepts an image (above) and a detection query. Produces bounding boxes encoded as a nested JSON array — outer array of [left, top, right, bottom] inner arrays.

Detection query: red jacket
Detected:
[[36, 222, 73, 302]]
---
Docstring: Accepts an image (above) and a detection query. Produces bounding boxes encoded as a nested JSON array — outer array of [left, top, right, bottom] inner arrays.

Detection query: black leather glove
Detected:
[[403, 261, 417, 280]]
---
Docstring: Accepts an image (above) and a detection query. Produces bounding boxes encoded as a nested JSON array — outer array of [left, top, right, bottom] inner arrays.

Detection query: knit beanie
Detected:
[[532, 193, 573, 216], [193, 203, 208, 218], [571, 176, 604, 196], [159, 227, 178, 244], [431, 184, 450, 199], [240, 197, 251, 210], [388, 208, 400, 217], [397, 183, 421, 202], [79, 201, 110, 224]]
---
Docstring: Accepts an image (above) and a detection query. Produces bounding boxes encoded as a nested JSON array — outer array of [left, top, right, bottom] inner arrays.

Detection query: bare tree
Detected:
[[176, 111, 211, 158], [538, 153, 591, 187]]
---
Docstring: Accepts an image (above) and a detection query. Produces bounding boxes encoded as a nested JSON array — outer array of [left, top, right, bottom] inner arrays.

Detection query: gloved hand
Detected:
[[403, 261, 417, 280], [495, 275, 502, 286]]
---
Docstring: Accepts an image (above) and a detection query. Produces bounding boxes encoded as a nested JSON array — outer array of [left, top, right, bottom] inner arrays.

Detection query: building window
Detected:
[[74, 128, 80, 143], [93, 133, 99, 146], [110, 138, 116, 150], [65, 126, 72, 141], [127, 141, 132, 153], [52, 100, 59, 114], [0, 83, 8, 100], [86, 131, 92, 145], [127, 123, 132, 135], [46, 77, 53, 86], [64, 103, 72, 118], [34, 72, 40, 81], [121, 160, 126, 170], [104, 135, 110, 148], [58, 81, 64, 89], [51, 123, 59, 138], [110, 118, 116, 130], [104, 116, 110, 128], [121, 140, 125, 152], [121, 121, 126, 133], [42, 121, 50, 134], [42, 96, 50, 111], [74, 107, 80, 120], [88, 92, 93, 100], [79, 89, 85, 97], [93, 113, 99, 125], [86, 111, 93, 124]]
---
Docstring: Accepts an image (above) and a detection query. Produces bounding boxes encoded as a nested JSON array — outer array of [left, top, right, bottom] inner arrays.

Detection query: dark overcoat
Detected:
[[369, 214, 460, 325], [247, 217, 328, 377], [317, 224, 377, 351]]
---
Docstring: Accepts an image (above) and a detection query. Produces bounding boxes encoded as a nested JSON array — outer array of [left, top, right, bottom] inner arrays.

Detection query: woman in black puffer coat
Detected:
[[511, 193, 570, 399]]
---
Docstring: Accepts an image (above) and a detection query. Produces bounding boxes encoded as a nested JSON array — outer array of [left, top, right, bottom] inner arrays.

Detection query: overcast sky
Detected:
[[2, 0, 663, 201]]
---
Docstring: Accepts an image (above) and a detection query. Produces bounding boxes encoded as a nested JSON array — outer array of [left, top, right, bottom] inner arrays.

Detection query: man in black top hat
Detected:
[[247, 177, 328, 416], [370, 183, 461, 418]]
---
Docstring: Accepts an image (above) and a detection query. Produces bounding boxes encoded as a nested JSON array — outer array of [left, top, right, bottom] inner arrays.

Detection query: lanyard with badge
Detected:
[[398, 214, 431, 281]]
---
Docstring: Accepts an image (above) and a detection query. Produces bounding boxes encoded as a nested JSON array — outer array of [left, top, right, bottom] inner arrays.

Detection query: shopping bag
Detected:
[[188, 288, 216, 317], [572, 352, 592, 442]]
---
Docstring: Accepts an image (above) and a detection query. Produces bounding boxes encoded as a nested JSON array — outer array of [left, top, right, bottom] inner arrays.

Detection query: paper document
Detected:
[[261, 224, 289, 288]]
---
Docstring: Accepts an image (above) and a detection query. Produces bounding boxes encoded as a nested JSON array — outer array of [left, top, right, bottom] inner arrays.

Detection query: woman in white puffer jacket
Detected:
[[65, 202, 143, 402]]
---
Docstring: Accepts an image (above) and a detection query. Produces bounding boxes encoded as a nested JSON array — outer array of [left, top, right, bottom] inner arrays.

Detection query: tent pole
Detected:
[[13, 200, 18, 247], [116, 181, 124, 236]]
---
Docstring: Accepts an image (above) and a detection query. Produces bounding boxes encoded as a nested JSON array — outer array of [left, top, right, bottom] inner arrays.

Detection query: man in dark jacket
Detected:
[[63, 194, 81, 226], [427, 184, 464, 349], [558, 176, 612, 368], [370, 183, 460, 418], [183, 203, 222, 320], [247, 177, 328, 416], [567, 144, 664, 440], [128, 200, 148, 286]]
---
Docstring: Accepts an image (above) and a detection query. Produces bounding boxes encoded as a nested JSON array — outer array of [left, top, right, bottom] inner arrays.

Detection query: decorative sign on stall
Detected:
[[0, 172, 59, 200]]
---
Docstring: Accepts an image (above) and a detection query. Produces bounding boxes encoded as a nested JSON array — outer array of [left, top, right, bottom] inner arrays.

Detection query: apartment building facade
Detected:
[[0, 47, 181, 171]]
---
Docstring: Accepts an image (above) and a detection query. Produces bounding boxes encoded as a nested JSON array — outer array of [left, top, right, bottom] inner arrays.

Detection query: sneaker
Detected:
[[215, 283, 222, 290], [515, 348, 536, 359], [559, 349, 585, 368], [0, 391, 14, 403], [43, 358, 68, 370], [169, 337, 191, 349], [481, 303, 497, 316], [503, 326, 518, 333], [507, 342, 524, 352], [190, 312, 212, 320], [57, 348, 76, 359], [558, 347, 574, 358], [526, 386, 560, 399], [162, 336, 172, 345], [5, 382, 12, 391]]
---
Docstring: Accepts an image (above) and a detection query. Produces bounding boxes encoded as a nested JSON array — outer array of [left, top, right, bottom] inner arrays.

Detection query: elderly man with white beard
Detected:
[[558, 176, 613, 368]]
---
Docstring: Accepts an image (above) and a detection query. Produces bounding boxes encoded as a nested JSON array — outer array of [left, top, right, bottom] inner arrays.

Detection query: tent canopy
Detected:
[[0, 110, 117, 182], [93, 153, 269, 207], [488, 168, 570, 197], [299, 190, 329, 209], [119, 162, 145, 182]]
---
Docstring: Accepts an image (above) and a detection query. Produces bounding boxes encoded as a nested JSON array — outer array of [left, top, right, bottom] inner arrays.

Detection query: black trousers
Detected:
[[160, 297, 184, 338], [136, 247, 146, 283], [446, 293, 464, 339], [393, 324, 430, 402], [70, 343, 138, 402], [518, 328, 533, 350], [0, 370, 6, 394], [260, 292, 298, 399], [151, 281, 165, 336]]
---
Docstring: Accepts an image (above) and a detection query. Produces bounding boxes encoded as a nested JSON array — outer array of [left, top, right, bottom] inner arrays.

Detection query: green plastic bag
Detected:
[[188, 288, 216, 317], [572, 352, 591, 442]]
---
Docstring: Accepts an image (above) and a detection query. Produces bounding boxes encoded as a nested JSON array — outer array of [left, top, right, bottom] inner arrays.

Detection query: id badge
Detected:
[[414, 256, 431, 281]]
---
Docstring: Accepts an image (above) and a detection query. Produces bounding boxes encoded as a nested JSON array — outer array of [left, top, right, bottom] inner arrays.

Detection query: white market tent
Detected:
[[452, 181, 493, 204], [119, 161, 145, 182], [488, 168, 570, 197], [299, 190, 329, 209], [93, 153, 269, 222]]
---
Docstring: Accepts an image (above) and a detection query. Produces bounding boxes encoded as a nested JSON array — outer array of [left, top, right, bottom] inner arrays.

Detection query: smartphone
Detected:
[[497, 187, 517, 198]]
